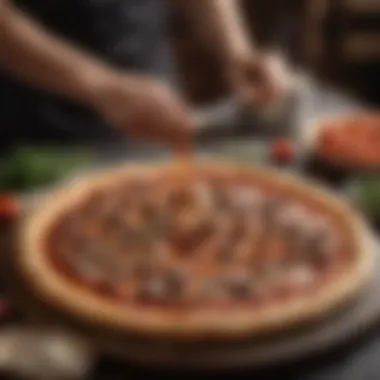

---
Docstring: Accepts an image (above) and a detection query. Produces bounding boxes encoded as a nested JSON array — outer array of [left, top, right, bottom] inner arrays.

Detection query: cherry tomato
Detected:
[[0, 194, 20, 221], [271, 138, 296, 164]]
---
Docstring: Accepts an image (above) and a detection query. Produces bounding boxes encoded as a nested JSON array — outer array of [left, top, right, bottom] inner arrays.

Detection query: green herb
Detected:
[[353, 179, 380, 214], [0, 146, 90, 192]]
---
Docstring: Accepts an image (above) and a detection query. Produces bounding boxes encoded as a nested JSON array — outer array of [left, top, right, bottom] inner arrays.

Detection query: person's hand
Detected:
[[91, 74, 193, 149], [226, 51, 295, 108]]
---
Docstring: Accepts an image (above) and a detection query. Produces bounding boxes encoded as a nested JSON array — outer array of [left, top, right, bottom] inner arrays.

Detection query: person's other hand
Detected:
[[92, 74, 193, 149], [227, 51, 295, 108]]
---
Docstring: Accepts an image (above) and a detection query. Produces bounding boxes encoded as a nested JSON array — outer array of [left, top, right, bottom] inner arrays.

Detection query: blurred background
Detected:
[[170, 0, 380, 105], [1, 2, 380, 379]]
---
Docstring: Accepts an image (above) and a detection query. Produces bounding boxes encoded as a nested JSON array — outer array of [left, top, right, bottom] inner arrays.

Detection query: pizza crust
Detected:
[[17, 161, 375, 341]]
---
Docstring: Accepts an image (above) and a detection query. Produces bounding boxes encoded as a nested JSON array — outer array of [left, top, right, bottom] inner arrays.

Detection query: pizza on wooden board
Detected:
[[17, 162, 374, 341], [307, 113, 380, 171]]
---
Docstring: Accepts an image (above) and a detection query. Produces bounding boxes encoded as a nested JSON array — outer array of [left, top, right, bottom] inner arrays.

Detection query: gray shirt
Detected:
[[0, 0, 174, 146]]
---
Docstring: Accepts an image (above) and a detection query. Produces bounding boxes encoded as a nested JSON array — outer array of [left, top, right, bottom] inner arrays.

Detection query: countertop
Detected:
[[8, 77, 380, 380]]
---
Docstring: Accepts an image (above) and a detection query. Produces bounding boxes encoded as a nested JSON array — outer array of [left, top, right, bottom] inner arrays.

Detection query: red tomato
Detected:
[[271, 138, 296, 164], [0, 195, 20, 221], [320, 128, 339, 149]]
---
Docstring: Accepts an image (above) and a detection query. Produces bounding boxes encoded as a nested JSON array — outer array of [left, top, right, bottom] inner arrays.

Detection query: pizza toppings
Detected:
[[284, 265, 315, 289], [70, 252, 104, 284], [47, 172, 347, 308], [223, 272, 253, 300], [137, 273, 182, 302]]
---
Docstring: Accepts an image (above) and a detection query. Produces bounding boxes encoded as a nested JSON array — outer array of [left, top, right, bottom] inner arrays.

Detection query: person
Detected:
[[0, 0, 293, 149]]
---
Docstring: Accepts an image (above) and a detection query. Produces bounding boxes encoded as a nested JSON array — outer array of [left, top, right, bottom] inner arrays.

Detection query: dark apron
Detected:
[[0, 0, 175, 146]]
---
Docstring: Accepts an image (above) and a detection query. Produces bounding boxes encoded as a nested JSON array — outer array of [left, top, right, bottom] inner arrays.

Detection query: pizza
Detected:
[[307, 113, 380, 172], [17, 162, 374, 341]]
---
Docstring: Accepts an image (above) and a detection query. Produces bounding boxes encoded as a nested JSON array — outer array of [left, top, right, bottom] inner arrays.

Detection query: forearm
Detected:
[[182, 0, 255, 64], [0, 0, 118, 107]]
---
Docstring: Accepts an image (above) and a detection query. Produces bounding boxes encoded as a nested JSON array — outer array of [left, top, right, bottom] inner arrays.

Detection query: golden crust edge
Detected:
[[16, 160, 375, 341]]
